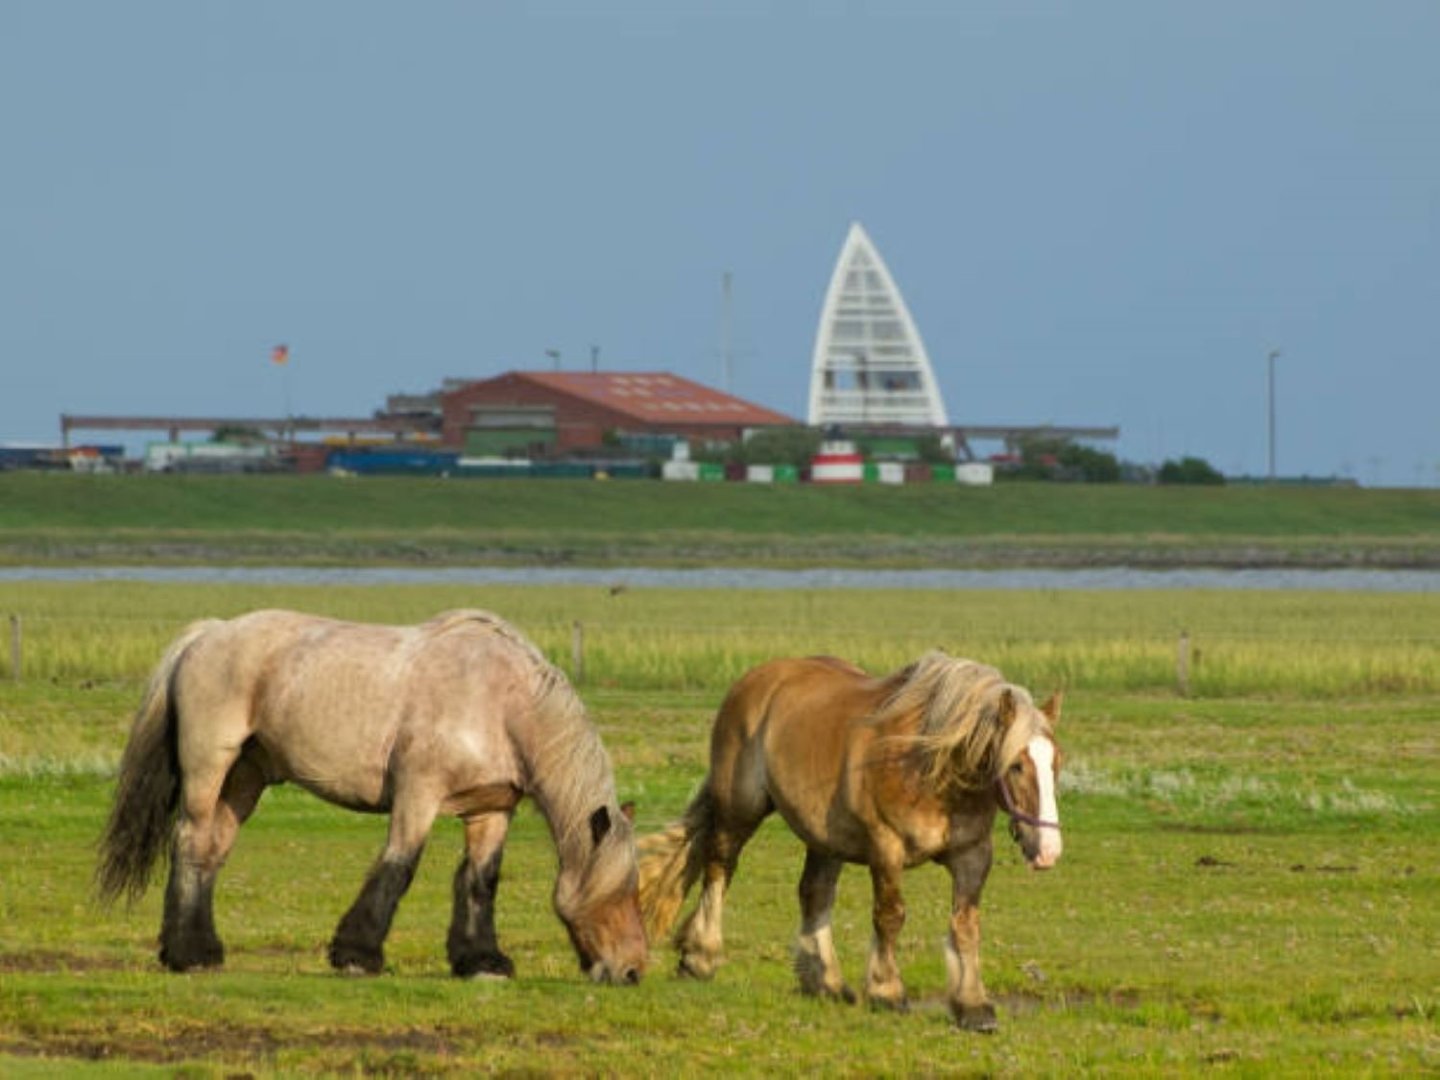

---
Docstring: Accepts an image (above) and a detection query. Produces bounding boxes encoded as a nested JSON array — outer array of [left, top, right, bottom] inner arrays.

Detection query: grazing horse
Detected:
[[639, 653, 1062, 1031], [97, 609, 647, 985]]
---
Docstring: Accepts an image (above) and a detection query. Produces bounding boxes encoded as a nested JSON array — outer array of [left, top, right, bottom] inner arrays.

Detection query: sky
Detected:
[[2, 1, 1437, 486]]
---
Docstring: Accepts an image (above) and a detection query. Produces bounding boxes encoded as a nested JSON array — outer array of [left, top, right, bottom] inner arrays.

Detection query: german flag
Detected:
[[271, 344, 289, 365]]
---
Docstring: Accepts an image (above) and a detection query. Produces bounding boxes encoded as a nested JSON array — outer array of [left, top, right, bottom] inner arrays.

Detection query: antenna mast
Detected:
[[721, 270, 733, 392]]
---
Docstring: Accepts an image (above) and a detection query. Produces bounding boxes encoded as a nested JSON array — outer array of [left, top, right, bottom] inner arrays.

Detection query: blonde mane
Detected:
[[875, 651, 1048, 794]]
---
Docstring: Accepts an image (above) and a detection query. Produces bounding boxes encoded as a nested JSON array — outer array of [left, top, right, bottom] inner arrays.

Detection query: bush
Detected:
[[1158, 456, 1225, 485], [711, 426, 824, 468], [998, 436, 1121, 483]]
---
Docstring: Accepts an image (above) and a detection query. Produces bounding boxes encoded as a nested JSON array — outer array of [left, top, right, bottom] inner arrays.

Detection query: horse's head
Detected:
[[554, 801, 648, 985], [996, 690, 1064, 871]]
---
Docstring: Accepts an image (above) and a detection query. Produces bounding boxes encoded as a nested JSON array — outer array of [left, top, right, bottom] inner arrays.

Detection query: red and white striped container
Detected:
[[810, 440, 864, 484]]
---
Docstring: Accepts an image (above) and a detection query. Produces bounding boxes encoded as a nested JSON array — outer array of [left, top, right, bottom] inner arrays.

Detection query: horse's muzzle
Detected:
[[587, 960, 643, 985], [1012, 819, 1062, 870]]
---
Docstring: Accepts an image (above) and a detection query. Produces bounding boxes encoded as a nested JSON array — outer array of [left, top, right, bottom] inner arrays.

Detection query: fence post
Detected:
[[9, 614, 19, 683], [571, 620, 585, 686], [1176, 630, 1190, 697]]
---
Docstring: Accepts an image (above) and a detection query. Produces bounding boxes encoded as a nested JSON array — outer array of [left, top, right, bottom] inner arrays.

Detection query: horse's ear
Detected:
[[998, 688, 1017, 727], [1041, 691, 1063, 727], [589, 806, 612, 846], [619, 801, 636, 823]]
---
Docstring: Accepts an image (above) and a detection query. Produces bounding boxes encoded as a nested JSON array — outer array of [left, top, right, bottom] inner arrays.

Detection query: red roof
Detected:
[[512, 372, 794, 427]]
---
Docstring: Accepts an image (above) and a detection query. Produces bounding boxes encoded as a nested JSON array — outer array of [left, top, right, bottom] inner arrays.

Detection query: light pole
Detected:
[[1267, 348, 1281, 482]]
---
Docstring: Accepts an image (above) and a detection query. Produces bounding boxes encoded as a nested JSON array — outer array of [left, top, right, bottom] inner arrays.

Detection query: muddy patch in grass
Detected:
[[0, 949, 137, 974], [1, 1023, 462, 1069], [903, 987, 1148, 1017]]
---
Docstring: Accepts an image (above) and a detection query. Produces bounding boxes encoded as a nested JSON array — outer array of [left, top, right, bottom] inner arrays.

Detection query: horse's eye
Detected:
[[1009, 762, 1024, 775]]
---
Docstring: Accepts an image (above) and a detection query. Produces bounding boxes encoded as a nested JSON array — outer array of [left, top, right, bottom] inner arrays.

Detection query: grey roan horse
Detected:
[[97, 608, 647, 984]]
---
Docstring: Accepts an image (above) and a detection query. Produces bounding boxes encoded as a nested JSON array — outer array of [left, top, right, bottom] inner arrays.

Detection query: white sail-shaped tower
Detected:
[[807, 222, 949, 428]]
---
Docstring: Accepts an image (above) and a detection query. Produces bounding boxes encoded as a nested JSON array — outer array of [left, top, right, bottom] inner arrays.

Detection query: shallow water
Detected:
[[2, 565, 1438, 592]]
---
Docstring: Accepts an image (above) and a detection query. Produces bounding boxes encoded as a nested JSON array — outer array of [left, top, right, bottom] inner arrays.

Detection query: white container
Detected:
[[662, 460, 701, 481], [877, 462, 905, 485], [955, 462, 995, 486], [746, 464, 774, 484]]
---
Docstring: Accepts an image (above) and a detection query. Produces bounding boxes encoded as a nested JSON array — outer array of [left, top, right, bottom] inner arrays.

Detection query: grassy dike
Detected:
[[1, 472, 1438, 568]]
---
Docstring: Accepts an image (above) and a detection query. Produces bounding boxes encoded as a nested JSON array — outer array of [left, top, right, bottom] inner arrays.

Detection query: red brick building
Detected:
[[440, 371, 795, 455]]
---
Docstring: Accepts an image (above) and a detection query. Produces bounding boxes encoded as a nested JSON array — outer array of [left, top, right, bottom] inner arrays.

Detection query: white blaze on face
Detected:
[[1026, 734, 1063, 868]]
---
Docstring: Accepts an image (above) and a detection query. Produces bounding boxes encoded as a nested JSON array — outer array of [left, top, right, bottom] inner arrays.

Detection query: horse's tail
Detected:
[[95, 620, 215, 906], [637, 785, 715, 944]]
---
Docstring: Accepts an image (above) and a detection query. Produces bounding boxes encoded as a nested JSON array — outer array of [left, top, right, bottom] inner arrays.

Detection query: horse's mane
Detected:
[[874, 651, 1047, 795], [427, 610, 633, 898]]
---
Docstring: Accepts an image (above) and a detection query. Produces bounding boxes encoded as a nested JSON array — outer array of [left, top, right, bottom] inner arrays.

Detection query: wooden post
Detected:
[[9, 615, 20, 683], [571, 620, 584, 686], [1176, 630, 1191, 697]]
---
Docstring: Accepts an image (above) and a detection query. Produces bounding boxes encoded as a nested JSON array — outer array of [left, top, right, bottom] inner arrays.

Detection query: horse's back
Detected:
[[711, 656, 860, 747], [170, 609, 537, 811], [707, 657, 889, 836]]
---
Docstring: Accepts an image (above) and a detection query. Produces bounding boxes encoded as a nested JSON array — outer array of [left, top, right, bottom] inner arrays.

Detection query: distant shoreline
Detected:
[[4, 564, 1438, 593], [1, 473, 1436, 572], [3, 536, 1438, 572]]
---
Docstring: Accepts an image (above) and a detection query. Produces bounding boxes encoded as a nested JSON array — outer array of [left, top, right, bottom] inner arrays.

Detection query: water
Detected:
[[1, 565, 1437, 592]]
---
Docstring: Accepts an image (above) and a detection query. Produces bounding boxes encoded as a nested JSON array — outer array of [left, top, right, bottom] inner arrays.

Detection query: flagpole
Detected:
[[272, 344, 292, 443]]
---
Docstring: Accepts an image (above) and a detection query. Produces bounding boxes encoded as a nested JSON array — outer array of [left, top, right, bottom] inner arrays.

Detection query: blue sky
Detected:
[[2, 1, 1436, 485]]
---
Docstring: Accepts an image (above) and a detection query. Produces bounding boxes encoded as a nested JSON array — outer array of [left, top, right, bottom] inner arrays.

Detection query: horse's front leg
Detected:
[[863, 855, 908, 1011], [794, 848, 853, 1002], [943, 838, 996, 1032], [329, 794, 438, 975], [447, 811, 515, 978]]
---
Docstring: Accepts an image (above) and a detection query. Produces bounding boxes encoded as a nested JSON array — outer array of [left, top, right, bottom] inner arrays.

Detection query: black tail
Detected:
[[95, 621, 213, 906]]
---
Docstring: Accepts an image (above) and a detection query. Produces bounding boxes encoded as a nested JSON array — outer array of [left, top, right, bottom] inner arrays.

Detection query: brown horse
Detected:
[[97, 609, 647, 985], [639, 652, 1062, 1031]]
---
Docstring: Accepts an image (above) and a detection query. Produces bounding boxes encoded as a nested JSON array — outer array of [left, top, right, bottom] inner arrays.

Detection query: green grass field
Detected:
[[2, 472, 1438, 568], [1, 584, 1436, 1075]]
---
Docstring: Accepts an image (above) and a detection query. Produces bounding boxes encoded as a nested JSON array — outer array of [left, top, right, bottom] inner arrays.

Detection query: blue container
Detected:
[[328, 449, 460, 476]]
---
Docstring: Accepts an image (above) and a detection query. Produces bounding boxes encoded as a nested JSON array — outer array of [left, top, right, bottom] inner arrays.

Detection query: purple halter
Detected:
[[995, 772, 1061, 831]]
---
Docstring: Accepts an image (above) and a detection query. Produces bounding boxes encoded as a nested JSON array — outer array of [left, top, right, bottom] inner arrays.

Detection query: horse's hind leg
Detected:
[[447, 811, 515, 979], [329, 790, 438, 975], [675, 810, 765, 980], [160, 754, 266, 971], [794, 848, 853, 1003]]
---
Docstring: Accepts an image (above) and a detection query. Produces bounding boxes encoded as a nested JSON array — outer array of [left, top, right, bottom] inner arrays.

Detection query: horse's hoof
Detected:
[[677, 954, 718, 981], [159, 940, 224, 972], [328, 941, 384, 975], [452, 951, 515, 980], [956, 1003, 998, 1033]]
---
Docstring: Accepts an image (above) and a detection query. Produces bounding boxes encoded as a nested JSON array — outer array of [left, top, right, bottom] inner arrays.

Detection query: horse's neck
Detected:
[[520, 698, 614, 869]]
